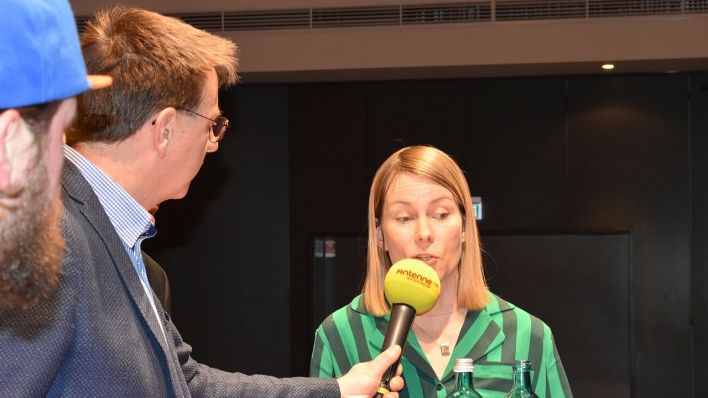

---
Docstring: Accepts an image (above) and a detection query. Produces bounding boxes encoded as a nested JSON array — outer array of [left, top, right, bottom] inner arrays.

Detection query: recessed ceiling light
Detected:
[[602, 63, 615, 70]]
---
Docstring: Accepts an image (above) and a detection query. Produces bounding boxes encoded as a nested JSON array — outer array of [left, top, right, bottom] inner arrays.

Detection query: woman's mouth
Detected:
[[414, 254, 436, 264]]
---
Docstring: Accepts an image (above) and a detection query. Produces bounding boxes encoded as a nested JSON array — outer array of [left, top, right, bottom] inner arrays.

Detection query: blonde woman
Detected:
[[311, 145, 572, 397]]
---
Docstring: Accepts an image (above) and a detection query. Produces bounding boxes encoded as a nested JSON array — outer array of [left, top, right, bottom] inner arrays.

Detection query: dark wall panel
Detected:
[[464, 77, 568, 230], [366, 80, 468, 174], [289, 83, 370, 374], [567, 75, 691, 396], [145, 85, 293, 376], [690, 72, 708, 395], [482, 232, 631, 397]]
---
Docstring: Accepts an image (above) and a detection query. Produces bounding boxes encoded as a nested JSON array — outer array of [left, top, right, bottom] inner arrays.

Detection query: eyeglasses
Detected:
[[179, 109, 229, 143]]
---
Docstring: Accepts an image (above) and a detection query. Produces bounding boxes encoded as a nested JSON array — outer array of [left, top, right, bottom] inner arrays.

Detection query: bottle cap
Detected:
[[453, 358, 474, 372], [513, 360, 533, 371]]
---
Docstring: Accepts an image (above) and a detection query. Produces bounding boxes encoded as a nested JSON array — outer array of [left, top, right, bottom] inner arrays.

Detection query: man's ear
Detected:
[[151, 108, 177, 158], [0, 110, 22, 191]]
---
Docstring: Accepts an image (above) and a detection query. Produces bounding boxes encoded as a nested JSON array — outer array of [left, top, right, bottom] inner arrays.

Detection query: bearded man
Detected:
[[0, 0, 110, 309]]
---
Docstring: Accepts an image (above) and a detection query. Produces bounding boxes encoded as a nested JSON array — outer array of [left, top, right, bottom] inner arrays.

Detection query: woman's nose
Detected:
[[416, 217, 433, 243]]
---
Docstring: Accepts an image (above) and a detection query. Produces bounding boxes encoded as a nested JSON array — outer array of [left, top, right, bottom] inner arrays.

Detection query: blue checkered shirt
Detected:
[[64, 145, 167, 342]]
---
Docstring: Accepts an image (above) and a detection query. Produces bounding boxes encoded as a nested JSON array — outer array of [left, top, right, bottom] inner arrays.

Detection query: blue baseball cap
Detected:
[[0, 0, 111, 109]]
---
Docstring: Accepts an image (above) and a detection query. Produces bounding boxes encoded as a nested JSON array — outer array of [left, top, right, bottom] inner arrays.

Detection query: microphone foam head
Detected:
[[384, 259, 441, 314]]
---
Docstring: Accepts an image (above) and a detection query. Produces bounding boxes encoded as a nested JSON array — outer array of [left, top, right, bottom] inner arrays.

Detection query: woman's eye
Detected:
[[433, 212, 449, 221], [396, 216, 413, 223]]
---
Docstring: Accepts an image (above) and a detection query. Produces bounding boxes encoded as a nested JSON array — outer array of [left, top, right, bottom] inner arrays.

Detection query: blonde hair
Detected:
[[362, 145, 489, 315], [69, 6, 238, 144]]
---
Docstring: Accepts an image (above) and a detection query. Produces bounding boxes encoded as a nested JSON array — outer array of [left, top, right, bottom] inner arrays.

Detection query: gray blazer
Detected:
[[0, 161, 338, 397]]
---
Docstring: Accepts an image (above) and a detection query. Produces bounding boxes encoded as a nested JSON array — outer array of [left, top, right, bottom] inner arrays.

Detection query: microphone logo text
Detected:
[[396, 268, 435, 289]]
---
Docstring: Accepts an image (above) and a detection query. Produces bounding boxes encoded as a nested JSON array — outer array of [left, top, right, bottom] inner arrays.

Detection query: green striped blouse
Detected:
[[310, 293, 572, 398]]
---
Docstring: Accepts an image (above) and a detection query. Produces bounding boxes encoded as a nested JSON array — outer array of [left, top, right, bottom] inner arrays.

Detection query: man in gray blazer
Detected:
[[1, 4, 403, 398]]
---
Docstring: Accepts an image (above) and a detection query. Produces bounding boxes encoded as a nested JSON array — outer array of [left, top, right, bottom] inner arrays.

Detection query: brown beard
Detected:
[[0, 158, 65, 310]]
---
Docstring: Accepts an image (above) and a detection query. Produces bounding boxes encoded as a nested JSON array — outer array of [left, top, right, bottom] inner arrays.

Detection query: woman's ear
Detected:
[[376, 221, 386, 250]]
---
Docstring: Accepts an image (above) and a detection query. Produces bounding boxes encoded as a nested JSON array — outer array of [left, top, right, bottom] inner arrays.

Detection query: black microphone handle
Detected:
[[374, 303, 416, 398]]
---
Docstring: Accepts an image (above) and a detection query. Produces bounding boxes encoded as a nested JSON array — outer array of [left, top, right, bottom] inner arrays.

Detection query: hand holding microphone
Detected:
[[336, 259, 440, 398], [337, 345, 403, 398], [374, 258, 441, 397]]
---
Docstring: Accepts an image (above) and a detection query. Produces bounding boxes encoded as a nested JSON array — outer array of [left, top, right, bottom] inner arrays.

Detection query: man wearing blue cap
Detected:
[[0, 0, 110, 310]]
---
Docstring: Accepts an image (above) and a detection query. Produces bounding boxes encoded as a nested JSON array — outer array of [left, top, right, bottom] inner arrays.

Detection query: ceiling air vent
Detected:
[[685, 0, 708, 13], [496, 0, 587, 21], [75, 1, 708, 33], [312, 6, 400, 28], [589, 0, 682, 16], [169, 12, 223, 31], [223, 10, 310, 31], [402, 2, 492, 24]]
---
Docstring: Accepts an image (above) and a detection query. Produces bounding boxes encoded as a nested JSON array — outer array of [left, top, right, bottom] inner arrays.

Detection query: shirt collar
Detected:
[[64, 145, 155, 248]]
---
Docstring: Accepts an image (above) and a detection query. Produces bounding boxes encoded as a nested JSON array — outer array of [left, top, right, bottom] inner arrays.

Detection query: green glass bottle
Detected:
[[446, 358, 483, 398], [504, 360, 539, 398]]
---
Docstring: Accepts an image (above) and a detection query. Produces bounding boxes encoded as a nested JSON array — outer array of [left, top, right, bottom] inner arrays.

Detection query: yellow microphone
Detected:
[[375, 259, 441, 397]]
